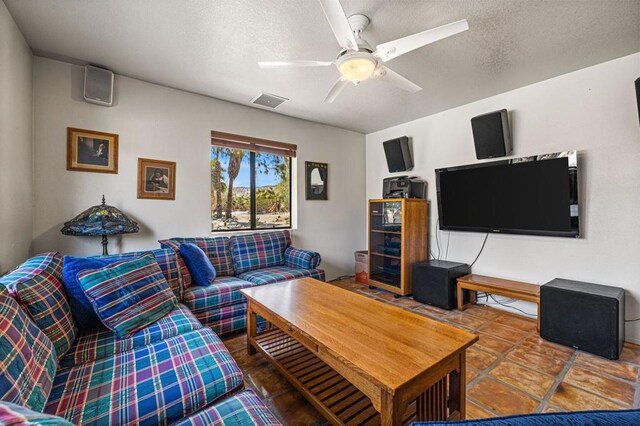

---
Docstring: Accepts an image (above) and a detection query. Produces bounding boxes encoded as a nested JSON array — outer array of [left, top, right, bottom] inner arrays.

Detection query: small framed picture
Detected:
[[67, 127, 118, 173], [305, 161, 328, 200], [137, 158, 176, 200]]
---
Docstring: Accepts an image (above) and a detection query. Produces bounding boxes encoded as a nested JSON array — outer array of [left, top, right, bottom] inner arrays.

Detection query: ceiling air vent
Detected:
[[251, 92, 288, 108]]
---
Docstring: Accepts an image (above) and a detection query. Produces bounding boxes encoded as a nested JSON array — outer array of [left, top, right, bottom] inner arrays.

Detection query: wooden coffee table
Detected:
[[241, 278, 478, 425]]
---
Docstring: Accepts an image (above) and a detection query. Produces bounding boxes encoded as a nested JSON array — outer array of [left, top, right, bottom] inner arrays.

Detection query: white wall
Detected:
[[32, 57, 366, 280], [366, 53, 640, 342], [0, 2, 33, 273]]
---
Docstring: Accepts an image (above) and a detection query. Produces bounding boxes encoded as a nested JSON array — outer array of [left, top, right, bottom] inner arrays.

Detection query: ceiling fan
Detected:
[[258, 0, 469, 103]]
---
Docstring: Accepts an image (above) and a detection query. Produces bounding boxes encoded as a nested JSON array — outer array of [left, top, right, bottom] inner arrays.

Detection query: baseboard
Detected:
[[625, 336, 640, 346], [477, 294, 640, 346]]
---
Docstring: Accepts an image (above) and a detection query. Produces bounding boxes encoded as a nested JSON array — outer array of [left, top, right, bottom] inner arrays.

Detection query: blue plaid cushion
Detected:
[[213, 310, 252, 336], [183, 302, 266, 336], [284, 247, 322, 269], [173, 389, 281, 426], [238, 266, 325, 286], [187, 293, 248, 330], [0, 253, 77, 361], [0, 287, 57, 412], [183, 276, 257, 312], [159, 237, 235, 277], [77, 253, 178, 337], [45, 328, 243, 425], [94, 248, 186, 300], [230, 231, 291, 274], [0, 401, 73, 426], [58, 303, 202, 369]]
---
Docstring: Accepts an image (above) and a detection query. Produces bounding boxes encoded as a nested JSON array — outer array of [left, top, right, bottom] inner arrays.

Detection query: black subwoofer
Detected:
[[541, 278, 625, 360], [412, 260, 469, 310]]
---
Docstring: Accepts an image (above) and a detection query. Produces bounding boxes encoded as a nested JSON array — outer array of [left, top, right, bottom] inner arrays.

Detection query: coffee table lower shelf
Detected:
[[252, 328, 418, 425]]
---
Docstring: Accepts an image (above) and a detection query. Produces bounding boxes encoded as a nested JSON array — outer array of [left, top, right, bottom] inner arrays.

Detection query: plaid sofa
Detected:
[[160, 230, 324, 335], [0, 253, 280, 425]]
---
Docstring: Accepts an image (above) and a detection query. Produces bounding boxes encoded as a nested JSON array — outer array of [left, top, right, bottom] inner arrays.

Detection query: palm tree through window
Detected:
[[210, 146, 292, 231]]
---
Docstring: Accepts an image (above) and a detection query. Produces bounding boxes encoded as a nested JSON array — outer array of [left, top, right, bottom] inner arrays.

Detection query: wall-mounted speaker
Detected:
[[383, 136, 413, 172], [84, 65, 114, 107], [635, 77, 639, 125], [471, 109, 512, 159]]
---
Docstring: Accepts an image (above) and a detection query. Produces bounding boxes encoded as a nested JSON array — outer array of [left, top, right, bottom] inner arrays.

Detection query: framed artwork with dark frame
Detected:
[[305, 161, 328, 200], [137, 158, 176, 200], [67, 127, 118, 173]]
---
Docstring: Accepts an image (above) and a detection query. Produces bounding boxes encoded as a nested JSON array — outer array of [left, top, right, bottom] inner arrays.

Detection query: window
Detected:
[[210, 131, 295, 232]]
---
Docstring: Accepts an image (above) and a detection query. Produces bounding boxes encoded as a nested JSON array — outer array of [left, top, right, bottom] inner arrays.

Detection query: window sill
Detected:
[[210, 227, 295, 237]]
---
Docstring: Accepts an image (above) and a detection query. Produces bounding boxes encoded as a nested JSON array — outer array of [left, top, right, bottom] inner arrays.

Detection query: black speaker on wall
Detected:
[[635, 77, 639, 125], [471, 109, 512, 159], [383, 136, 413, 172], [412, 260, 469, 310], [541, 278, 625, 360]]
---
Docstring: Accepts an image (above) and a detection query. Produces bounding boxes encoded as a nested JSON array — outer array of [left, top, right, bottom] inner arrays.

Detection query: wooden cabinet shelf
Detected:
[[368, 198, 428, 296], [370, 252, 401, 260]]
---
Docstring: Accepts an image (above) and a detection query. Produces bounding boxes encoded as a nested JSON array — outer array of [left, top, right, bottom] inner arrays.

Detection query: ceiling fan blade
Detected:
[[318, 0, 358, 51], [374, 66, 422, 93], [375, 19, 469, 62], [258, 60, 334, 69], [324, 77, 350, 103]]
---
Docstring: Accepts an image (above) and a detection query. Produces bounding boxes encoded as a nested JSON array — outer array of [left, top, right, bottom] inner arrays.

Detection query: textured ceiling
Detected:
[[5, 0, 640, 133]]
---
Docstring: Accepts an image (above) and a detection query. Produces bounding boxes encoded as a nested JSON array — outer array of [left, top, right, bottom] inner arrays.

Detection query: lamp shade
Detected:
[[61, 196, 139, 237]]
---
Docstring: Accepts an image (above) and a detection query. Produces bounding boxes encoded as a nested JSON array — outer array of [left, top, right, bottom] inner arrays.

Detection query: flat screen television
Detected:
[[435, 151, 579, 238]]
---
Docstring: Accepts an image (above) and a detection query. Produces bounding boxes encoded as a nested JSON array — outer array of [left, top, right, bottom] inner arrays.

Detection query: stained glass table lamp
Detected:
[[61, 195, 139, 255]]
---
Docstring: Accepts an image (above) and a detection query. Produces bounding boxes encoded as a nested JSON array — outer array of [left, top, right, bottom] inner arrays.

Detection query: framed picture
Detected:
[[67, 127, 118, 173], [137, 158, 176, 200], [305, 161, 328, 200]]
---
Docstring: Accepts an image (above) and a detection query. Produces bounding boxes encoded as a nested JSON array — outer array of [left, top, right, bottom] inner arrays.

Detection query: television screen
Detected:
[[436, 151, 579, 237]]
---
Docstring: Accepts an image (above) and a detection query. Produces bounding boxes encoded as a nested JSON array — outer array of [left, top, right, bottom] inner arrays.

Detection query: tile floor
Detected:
[[221, 278, 640, 425]]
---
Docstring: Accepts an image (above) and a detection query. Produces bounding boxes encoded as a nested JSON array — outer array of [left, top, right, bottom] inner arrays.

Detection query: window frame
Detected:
[[211, 131, 295, 232]]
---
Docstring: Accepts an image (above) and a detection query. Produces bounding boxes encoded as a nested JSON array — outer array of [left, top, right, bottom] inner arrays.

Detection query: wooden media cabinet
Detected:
[[367, 198, 427, 296]]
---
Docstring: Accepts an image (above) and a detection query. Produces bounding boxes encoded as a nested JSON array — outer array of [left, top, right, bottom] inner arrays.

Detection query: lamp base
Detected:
[[102, 234, 109, 256]]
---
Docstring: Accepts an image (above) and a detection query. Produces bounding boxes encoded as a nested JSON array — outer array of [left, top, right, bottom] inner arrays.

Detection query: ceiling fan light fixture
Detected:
[[257, 1, 464, 102], [337, 54, 376, 82]]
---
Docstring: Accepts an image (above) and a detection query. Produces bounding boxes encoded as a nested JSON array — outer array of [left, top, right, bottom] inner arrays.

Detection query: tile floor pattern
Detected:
[[221, 278, 640, 425]]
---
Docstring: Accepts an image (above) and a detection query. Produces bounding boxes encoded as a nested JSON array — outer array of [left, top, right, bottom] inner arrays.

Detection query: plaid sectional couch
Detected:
[[160, 230, 325, 335], [0, 229, 319, 425]]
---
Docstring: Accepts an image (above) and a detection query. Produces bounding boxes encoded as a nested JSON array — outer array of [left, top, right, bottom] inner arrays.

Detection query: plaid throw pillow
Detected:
[[0, 287, 57, 412], [63, 256, 130, 331], [0, 253, 76, 361], [77, 253, 178, 337], [93, 248, 186, 300]]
